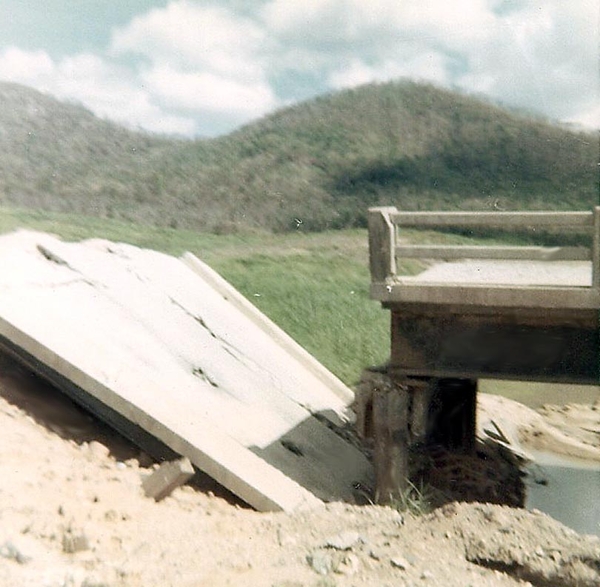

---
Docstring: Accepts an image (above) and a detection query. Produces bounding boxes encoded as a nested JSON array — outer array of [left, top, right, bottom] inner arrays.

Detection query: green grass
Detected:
[[0, 206, 392, 384], [3, 206, 598, 399], [214, 252, 389, 384], [388, 479, 441, 516]]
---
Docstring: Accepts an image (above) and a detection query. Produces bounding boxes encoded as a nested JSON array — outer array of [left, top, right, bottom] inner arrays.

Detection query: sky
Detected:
[[0, 0, 598, 137]]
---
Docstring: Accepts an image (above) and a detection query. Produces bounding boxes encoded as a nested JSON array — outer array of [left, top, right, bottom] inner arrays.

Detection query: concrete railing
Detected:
[[368, 206, 600, 290]]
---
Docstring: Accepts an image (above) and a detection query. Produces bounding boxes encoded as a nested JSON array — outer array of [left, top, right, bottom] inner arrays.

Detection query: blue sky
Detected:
[[0, 0, 597, 137]]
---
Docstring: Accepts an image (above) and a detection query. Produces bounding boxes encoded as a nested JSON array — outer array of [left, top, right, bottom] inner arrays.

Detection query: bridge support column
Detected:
[[356, 371, 477, 504], [426, 377, 477, 454]]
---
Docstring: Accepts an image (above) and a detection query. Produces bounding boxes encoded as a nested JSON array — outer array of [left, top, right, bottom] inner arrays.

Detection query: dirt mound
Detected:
[[1, 354, 599, 586]]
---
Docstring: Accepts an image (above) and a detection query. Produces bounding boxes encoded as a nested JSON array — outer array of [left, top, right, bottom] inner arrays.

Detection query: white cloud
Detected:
[[263, 0, 598, 129], [112, 1, 268, 82], [0, 46, 197, 136], [0, 0, 597, 136], [109, 0, 278, 132], [262, 0, 496, 48], [0, 3, 280, 136], [0, 47, 55, 86], [329, 53, 451, 89], [455, 1, 599, 125], [142, 65, 277, 118], [567, 103, 600, 130]]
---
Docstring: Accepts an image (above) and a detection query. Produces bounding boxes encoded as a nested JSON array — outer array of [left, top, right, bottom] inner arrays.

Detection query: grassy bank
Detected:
[[0, 207, 393, 384], [3, 206, 598, 401]]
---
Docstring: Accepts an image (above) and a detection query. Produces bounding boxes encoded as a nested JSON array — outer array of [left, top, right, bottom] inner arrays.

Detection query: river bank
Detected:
[[0, 354, 599, 586]]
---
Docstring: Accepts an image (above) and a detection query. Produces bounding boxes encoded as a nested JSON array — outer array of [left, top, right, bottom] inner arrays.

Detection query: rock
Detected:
[[142, 457, 195, 501], [390, 555, 410, 570], [324, 530, 363, 551], [0, 540, 31, 564], [276, 528, 297, 547], [87, 441, 110, 460], [369, 548, 384, 561], [62, 529, 90, 554], [335, 553, 360, 575], [307, 550, 334, 575], [104, 510, 119, 522]]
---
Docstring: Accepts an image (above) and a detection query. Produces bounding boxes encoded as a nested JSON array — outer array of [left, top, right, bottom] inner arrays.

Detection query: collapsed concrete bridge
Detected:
[[0, 230, 373, 512]]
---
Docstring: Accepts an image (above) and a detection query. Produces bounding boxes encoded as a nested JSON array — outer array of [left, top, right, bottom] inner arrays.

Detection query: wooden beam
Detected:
[[142, 457, 195, 501], [371, 282, 600, 310], [395, 245, 591, 261], [427, 379, 477, 453], [372, 385, 409, 503], [390, 210, 593, 229]]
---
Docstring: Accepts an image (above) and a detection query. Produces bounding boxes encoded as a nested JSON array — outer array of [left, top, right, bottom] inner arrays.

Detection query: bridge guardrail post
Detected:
[[593, 206, 600, 290], [368, 207, 398, 283]]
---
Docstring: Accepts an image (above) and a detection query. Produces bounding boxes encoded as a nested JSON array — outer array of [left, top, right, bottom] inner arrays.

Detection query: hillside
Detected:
[[0, 83, 177, 224], [0, 80, 597, 232]]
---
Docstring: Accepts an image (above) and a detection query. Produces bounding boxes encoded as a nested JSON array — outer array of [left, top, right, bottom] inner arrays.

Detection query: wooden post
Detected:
[[368, 207, 398, 282], [592, 206, 600, 289], [407, 378, 434, 445], [372, 385, 409, 503]]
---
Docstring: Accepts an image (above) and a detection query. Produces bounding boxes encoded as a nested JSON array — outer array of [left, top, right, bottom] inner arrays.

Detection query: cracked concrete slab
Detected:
[[0, 230, 373, 512]]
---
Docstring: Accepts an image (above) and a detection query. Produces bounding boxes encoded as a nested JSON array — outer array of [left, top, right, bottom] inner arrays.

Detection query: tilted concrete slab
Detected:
[[0, 231, 373, 512]]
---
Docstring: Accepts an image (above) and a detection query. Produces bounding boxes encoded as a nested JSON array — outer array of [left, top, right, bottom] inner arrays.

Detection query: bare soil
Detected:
[[0, 354, 599, 587]]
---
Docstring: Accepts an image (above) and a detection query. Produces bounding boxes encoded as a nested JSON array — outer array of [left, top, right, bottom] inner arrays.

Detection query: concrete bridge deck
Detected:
[[404, 259, 591, 287], [368, 207, 600, 384], [370, 208, 600, 311], [364, 207, 600, 501]]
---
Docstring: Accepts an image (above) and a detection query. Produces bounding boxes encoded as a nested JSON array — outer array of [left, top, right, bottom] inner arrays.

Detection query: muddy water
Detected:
[[480, 381, 600, 537], [526, 452, 600, 537]]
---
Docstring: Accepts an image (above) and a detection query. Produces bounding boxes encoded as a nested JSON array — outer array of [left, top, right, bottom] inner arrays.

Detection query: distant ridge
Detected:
[[0, 80, 596, 233]]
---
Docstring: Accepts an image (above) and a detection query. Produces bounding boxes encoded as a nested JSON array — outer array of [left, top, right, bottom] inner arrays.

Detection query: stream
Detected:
[[526, 451, 600, 537], [479, 381, 600, 538]]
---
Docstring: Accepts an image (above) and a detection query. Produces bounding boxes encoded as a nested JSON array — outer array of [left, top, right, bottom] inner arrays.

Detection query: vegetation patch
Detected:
[[0, 80, 595, 234]]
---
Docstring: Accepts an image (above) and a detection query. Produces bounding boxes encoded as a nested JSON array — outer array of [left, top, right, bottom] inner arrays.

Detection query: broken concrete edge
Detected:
[[181, 252, 356, 425], [0, 315, 323, 514], [142, 457, 195, 501]]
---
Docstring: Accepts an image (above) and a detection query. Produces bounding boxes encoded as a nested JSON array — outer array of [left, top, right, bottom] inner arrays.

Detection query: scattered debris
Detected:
[[307, 550, 334, 575], [62, 528, 90, 554], [323, 530, 363, 551], [142, 457, 195, 501], [0, 540, 31, 564]]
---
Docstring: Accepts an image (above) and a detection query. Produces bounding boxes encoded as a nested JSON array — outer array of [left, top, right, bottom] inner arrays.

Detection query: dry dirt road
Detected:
[[1, 353, 599, 587]]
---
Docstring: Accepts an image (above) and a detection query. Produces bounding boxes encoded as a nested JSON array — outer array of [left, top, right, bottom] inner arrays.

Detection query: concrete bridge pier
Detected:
[[357, 373, 477, 503]]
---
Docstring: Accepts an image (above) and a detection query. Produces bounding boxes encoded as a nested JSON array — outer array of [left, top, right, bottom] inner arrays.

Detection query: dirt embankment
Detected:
[[0, 354, 599, 587], [478, 392, 600, 463]]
